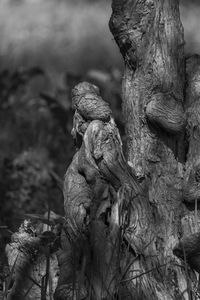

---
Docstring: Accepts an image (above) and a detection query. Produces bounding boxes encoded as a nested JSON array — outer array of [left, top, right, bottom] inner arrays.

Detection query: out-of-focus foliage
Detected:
[[0, 0, 122, 74], [1, 149, 56, 228], [0, 0, 199, 77], [180, 0, 200, 54], [0, 68, 70, 230]]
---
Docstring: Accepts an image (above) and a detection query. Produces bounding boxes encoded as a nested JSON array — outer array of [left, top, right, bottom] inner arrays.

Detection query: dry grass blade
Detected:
[[121, 263, 168, 283]]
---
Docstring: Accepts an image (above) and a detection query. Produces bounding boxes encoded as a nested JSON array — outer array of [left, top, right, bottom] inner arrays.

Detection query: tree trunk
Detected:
[[7, 1, 200, 299], [109, 0, 200, 299]]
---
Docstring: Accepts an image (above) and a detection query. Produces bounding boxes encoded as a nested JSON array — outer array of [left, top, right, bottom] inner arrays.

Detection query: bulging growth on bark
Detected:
[[109, 0, 185, 174], [109, 0, 200, 299]]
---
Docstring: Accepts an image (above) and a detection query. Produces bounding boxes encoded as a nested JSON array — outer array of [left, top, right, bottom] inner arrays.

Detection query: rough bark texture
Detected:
[[174, 54, 200, 279], [55, 82, 142, 300], [5, 2, 200, 299], [183, 55, 200, 205], [109, 0, 200, 299], [109, 0, 185, 174]]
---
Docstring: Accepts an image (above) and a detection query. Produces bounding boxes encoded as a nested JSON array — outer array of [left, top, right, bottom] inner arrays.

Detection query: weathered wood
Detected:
[[109, 0, 197, 299], [109, 0, 185, 174], [9, 2, 200, 298], [56, 82, 142, 299], [72, 82, 112, 122], [173, 55, 200, 284]]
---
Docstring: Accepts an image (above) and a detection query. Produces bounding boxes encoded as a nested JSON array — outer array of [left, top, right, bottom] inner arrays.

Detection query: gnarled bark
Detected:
[[54, 82, 144, 300], [109, 0, 200, 299], [173, 55, 200, 283], [109, 0, 185, 175]]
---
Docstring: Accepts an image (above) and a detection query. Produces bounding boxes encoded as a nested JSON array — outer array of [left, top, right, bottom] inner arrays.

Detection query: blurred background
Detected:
[[0, 0, 199, 230]]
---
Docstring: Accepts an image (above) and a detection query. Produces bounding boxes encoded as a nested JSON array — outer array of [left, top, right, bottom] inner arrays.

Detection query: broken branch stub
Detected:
[[57, 82, 141, 299], [64, 82, 140, 228], [72, 81, 112, 122], [145, 92, 185, 134]]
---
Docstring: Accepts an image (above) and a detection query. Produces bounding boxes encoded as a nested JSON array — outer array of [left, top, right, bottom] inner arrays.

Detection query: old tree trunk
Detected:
[[4, 1, 200, 300], [109, 0, 200, 299]]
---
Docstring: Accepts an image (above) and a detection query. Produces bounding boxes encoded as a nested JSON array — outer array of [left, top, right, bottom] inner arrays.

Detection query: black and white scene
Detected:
[[0, 0, 200, 299]]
